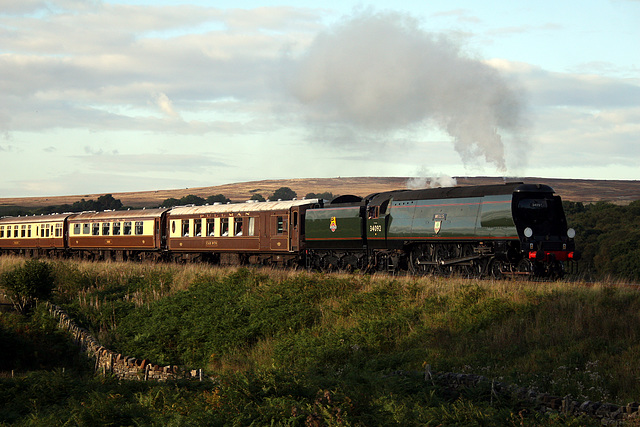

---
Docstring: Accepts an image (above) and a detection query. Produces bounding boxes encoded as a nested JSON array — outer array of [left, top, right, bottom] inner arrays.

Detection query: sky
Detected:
[[1, 0, 639, 197]]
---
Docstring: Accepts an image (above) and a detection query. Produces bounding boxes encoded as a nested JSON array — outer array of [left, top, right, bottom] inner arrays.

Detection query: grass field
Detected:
[[2, 257, 639, 425]]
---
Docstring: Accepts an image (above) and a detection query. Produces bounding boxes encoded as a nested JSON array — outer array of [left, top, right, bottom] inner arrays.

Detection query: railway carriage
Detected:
[[0, 213, 71, 257], [166, 199, 321, 265], [67, 208, 169, 261]]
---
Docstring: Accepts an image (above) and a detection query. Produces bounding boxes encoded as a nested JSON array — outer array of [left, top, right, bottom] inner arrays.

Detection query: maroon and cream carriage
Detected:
[[166, 199, 320, 265]]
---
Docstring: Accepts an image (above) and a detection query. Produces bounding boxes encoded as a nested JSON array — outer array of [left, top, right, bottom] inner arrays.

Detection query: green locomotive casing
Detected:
[[305, 204, 364, 249], [366, 184, 521, 249], [387, 195, 516, 241]]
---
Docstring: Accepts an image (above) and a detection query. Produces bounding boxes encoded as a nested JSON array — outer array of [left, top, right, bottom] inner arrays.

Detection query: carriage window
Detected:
[[135, 221, 144, 235], [206, 218, 215, 236], [73, 223, 80, 235], [6, 227, 10, 238], [15, 225, 19, 237], [248, 217, 255, 236], [56, 223, 63, 237], [276, 216, 284, 234], [234, 218, 243, 236], [92, 223, 100, 235], [102, 222, 110, 236], [0, 226, 4, 238], [220, 218, 229, 236], [194, 219, 202, 237], [83, 223, 90, 235], [41, 225, 46, 237], [123, 221, 132, 235], [113, 222, 121, 235], [28, 225, 32, 238], [181, 220, 189, 237], [21, 225, 26, 237]]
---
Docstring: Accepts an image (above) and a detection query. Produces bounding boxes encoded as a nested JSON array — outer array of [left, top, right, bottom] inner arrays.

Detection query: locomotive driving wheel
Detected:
[[409, 245, 432, 275], [434, 244, 453, 276], [489, 258, 503, 279], [458, 244, 478, 278]]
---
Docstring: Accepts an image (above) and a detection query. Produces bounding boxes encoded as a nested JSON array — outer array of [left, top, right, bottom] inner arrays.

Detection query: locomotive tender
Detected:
[[0, 182, 577, 277]]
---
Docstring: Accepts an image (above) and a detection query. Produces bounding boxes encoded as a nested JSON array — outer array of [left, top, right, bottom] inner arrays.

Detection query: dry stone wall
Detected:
[[45, 302, 205, 382]]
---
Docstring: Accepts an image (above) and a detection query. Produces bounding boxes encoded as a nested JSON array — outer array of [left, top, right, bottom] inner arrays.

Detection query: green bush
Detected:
[[0, 259, 54, 313], [565, 200, 640, 281]]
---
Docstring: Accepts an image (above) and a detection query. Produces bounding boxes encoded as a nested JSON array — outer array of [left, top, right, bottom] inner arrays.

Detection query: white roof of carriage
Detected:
[[167, 199, 320, 216], [0, 213, 74, 224], [68, 208, 170, 222]]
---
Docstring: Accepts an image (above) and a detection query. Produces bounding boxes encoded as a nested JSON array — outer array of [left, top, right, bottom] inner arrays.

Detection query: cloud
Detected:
[[284, 10, 527, 172], [74, 152, 230, 172], [0, 4, 319, 137], [0, 2, 638, 191], [152, 92, 181, 120]]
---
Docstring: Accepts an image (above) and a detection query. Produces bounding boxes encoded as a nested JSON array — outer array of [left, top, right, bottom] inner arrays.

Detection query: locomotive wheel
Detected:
[[517, 258, 533, 275], [434, 245, 453, 276], [322, 254, 340, 271], [458, 244, 477, 278], [547, 261, 564, 279], [489, 258, 503, 279], [340, 254, 360, 272], [409, 246, 431, 275]]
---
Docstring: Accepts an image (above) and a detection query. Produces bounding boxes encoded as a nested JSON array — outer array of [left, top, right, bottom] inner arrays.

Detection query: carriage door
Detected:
[[290, 208, 301, 252], [270, 213, 289, 251]]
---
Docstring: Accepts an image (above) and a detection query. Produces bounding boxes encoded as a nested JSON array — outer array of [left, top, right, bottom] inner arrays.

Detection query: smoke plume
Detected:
[[407, 167, 457, 189], [287, 10, 526, 172]]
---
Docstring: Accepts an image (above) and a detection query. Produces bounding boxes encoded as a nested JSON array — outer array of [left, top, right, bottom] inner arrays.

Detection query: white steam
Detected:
[[407, 170, 457, 189], [287, 11, 525, 172]]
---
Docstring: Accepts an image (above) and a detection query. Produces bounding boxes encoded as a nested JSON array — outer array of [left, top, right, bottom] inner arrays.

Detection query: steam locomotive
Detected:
[[0, 182, 578, 278]]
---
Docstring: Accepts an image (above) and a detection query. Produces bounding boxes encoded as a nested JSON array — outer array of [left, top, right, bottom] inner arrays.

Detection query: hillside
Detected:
[[2, 259, 640, 425], [1, 176, 639, 208]]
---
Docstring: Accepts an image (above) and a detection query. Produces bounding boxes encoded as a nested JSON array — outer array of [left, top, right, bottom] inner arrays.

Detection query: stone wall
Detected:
[[45, 302, 205, 382]]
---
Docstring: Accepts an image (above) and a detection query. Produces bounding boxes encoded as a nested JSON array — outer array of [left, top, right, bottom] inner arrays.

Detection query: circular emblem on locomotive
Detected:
[[329, 216, 337, 232]]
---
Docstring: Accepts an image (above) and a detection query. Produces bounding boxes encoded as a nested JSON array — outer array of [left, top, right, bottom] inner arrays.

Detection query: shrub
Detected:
[[0, 259, 54, 314]]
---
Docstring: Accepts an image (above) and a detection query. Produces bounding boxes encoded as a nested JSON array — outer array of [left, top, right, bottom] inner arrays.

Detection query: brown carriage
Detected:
[[67, 208, 169, 261], [166, 199, 320, 265], [0, 213, 72, 257]]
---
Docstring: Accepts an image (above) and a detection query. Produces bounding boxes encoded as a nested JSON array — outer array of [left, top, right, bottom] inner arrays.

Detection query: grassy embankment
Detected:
[[2, 256, 639, 425]]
